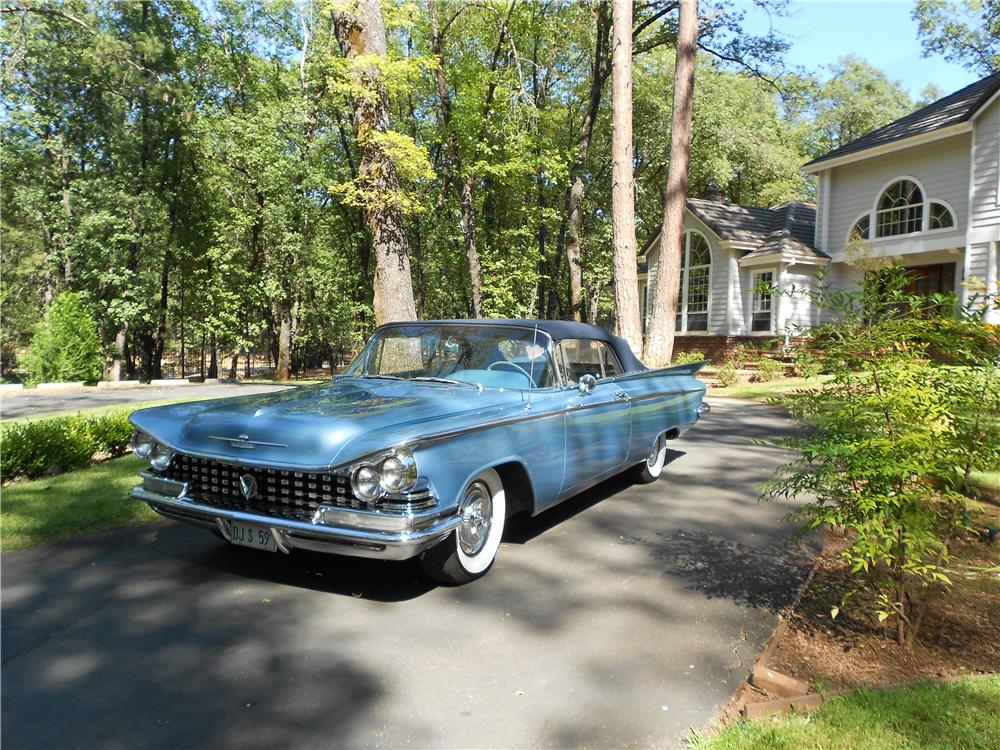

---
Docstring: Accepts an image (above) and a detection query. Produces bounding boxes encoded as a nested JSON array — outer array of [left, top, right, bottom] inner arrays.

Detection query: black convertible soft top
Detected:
[[382, 319, 648, 374]]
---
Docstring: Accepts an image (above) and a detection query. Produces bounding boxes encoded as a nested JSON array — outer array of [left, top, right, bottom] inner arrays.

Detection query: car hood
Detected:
[[129, 378, 529, 470]]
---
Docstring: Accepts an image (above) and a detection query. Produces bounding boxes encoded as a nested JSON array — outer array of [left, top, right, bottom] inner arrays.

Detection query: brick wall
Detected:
[[672, 335, 784, 363]]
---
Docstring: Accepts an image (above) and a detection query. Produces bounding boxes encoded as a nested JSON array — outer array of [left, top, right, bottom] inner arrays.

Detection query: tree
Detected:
[[333, 0, 418, 325], [611, 0, 642, 357], [914, 0, 1000, 75], [805, 56, 914, 156], [24, 292, 103, 384], [644, 0, 697, 368]]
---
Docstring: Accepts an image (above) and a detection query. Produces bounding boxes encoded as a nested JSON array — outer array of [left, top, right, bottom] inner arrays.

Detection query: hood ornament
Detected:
[[239, 474, 258, 500], [208, 434, 288, 450]]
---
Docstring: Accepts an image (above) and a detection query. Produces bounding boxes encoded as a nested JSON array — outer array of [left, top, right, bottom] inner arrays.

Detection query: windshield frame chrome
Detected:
[[344, 323, 565, 391]]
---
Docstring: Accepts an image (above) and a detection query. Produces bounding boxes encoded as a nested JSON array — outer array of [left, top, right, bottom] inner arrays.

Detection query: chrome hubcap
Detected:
[[647, 435, 663, 469], [458, 481, 493, 556]]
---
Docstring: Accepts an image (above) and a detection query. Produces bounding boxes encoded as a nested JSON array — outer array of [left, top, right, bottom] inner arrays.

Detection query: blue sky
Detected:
[[740, 0, 979, 98]]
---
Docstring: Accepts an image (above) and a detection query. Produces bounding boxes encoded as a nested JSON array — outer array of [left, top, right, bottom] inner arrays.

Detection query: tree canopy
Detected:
[[0, 0, 935, 379]]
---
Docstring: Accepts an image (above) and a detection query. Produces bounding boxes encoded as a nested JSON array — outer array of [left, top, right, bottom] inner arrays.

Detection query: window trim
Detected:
[[846, 211, 872, 244], [873, 176, 925, 238], [553, 338, 624, 383], [749, 269, 776, 334], [927, 198, 957, 232], [676, 229, 713, 333]]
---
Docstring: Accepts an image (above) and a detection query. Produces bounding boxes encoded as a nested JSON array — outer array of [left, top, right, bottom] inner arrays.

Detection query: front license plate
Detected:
[[229, 522, 278, 552]]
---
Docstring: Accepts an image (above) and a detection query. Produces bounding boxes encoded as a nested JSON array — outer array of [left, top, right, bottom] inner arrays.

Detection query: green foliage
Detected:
[[792, 349, 824, 379], [0, 410, 135, 480], [716, 361, 738, 387], [24, 293, 103, 384], [763, 262, 1000, 645], [673, 351, 706, 365], [751, 356, 783, 382], [913, 0, 1000, 75]]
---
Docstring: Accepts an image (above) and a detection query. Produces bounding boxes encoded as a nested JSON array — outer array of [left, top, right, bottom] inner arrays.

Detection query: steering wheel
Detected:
[[487, 360, 534, 383]]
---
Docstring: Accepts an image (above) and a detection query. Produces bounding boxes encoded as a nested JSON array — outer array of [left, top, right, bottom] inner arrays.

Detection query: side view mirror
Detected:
[[578, 374, 597, 395]]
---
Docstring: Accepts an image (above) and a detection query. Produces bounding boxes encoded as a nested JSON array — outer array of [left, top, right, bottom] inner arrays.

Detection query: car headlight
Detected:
[[131, 430, 154, 459], [379, 449, 417, 493], [352, 464, 381, 501], [149, 443, 174, 471]]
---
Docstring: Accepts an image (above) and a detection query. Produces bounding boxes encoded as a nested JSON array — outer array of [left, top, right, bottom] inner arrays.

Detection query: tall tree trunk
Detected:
[[109, 322, 128, 381], [645, 0, 698, 367], [611, 0, 643, 359], [334, 0, 417, 326], [276, 305, 293, 381], [565, 0, 612, 322], [208, 334, 219, 379]]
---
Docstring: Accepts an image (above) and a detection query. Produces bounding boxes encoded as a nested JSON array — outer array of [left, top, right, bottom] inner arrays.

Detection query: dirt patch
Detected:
[[764, 506, 1000, 693]]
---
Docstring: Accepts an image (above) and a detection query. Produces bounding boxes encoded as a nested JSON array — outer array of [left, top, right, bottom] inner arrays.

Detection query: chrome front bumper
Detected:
[[130, 474, 460, 561]]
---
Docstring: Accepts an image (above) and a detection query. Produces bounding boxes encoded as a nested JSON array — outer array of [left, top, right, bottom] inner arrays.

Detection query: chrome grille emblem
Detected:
[[239, 474, 258, 501]]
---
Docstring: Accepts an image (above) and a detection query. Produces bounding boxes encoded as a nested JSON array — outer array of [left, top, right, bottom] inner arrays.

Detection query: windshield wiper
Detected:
[[358, 374, 405, 381]]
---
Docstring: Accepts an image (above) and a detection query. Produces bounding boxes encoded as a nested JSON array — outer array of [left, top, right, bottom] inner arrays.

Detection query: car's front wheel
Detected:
[[419, 468, 506, 585], [630, 433, 668, 484]]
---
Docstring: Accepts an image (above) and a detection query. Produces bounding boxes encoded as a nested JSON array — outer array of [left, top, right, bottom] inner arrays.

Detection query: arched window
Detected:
[[929, 201, 955, 230], [676, 231, 711, 332], [876, 179, 923, 237], [849, 214, 871, 241]]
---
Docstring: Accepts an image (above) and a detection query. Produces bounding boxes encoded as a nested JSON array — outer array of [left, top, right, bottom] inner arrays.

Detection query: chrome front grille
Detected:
[[164, 454, 434, 522]]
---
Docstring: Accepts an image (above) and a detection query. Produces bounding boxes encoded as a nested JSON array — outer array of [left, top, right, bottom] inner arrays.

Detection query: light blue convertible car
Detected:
[[129, 320, 708, 584]]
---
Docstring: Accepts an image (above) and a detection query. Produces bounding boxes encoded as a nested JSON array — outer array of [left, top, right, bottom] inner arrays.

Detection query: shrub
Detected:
[[792, 350, 823, 379], [716, 361, 738, 387], [673, 351, 706, 365], [0, 410, 135, 480], [763, 262, 1000, 647], [752, 356, 784, 382], [24, 292, 103, 384]]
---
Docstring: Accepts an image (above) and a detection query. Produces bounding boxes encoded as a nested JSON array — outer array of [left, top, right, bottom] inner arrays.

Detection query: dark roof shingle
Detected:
[[641, 198, 827, 261], [805, 71, 1000, 168]]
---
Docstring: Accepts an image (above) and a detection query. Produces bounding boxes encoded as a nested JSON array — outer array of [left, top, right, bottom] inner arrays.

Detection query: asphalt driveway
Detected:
[[1, 398, 816, 749]]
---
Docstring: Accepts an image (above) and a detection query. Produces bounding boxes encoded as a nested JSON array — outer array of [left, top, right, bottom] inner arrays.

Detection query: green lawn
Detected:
[[689, 676, 1000, 750], [1, 455, 158, 551], [971, 470, 1000, 492], [708, 375, 831, 402]]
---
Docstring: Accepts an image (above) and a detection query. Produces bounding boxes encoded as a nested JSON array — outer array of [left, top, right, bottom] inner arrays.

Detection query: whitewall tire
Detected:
[[631, 433, 667, 484], [419, 468, 506, 585]]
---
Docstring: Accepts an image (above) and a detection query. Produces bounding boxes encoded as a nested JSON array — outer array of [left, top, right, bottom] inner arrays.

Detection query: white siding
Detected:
[[826, 134, 972, 256], [782, 266, 821, 334], [728, 252, 746, 334], [971, 98, 1000, 230]]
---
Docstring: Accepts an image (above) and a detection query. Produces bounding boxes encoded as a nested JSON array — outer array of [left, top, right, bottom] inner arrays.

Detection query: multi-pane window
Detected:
[[751, 271, 774, 332], [876, 180, 923, 237], [929, 201, 955, 230], [850, 214, 870, 241], [675, 231, 711, 332]]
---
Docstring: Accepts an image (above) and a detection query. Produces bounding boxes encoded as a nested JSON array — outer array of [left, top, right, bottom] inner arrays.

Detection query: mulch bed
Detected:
[[760, 503, 1000, 695]]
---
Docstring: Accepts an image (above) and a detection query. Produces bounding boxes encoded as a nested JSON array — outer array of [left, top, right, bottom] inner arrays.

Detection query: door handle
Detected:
[[614, 390, 631, 402]]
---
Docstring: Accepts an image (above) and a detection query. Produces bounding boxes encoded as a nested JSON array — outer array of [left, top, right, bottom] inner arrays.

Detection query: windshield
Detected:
[[346, 324, 558, 390]]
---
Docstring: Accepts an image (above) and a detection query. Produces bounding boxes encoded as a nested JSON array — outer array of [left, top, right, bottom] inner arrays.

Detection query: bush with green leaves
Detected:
[[752, 356, 784, 382], [23, 292, 103, 384], [1, 410, 136, 480], [673, 351, 707, 365], [715, 361, 738, 387], [764, 262, 1000, 647]]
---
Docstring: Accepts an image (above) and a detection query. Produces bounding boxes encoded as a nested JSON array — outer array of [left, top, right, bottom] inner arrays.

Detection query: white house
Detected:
[[639, 71, 1000, 358]]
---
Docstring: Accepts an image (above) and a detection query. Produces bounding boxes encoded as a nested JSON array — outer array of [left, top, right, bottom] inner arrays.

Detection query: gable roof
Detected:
[[805, 71, 1000, 170], [641, 198, 827, 262]]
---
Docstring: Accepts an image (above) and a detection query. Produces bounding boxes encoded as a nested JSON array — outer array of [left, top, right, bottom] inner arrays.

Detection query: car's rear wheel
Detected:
[[419, 468, 506, 585], [631, 433, 667, 484]]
